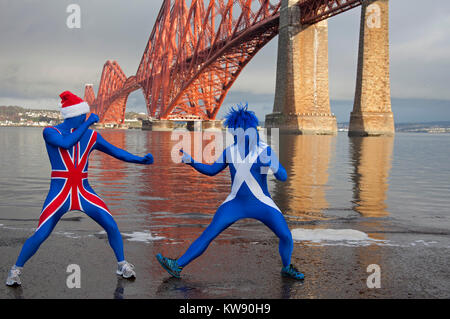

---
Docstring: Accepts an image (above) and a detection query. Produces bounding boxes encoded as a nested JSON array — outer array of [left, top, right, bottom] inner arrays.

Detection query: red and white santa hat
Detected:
[[59, 91, 90, 119]]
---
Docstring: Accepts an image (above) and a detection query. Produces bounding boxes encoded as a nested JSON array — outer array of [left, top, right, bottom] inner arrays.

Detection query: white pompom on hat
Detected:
[[59, 91, 90, 119]]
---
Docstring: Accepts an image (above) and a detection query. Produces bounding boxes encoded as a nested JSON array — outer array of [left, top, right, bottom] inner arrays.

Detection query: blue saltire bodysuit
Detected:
[[177, 140, 293, 268]]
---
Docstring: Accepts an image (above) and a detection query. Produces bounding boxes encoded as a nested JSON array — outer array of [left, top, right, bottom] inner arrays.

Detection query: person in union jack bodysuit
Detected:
[[6, 91, 154, 287]]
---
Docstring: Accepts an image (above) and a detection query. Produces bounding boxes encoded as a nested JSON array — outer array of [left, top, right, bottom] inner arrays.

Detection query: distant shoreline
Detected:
[[2, 105, 450, 133], [1, 125, 449, 134]]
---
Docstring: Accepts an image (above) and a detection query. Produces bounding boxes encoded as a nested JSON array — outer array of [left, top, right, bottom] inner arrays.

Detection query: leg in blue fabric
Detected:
[[251, 204, 303, 279], [80, 197, 125, 262], [251, 204, 293, 268], [15, 199, 69, 267], [177, 201, 243, 267]]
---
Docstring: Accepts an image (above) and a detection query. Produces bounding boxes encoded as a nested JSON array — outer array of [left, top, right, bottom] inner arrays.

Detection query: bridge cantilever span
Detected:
[[83, 0, 364, 125]]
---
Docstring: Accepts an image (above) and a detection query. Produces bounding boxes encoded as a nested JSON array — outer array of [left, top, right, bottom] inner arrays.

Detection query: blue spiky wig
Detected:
[[223, 103, 259, 130]]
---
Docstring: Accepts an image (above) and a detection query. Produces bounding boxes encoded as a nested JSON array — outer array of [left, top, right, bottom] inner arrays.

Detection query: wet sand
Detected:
[[1, 223, 449, 299]]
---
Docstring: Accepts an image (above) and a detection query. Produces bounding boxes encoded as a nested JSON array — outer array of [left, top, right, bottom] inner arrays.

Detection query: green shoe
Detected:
[[281, 264, 304, 280], [156, 254, 183, 278]]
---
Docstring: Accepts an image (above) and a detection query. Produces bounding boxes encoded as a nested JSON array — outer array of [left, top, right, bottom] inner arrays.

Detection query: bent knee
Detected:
[[278, 229, 293, 243], [103, 217, 120, 233]]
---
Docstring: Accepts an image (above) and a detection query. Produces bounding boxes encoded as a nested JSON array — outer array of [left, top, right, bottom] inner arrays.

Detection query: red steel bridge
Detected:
[[83, 0, 363, 124]]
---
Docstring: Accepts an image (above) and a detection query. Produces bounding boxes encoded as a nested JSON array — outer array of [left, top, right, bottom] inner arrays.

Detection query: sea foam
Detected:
[[292, 228, 373, 243], [122, 231, 164, 243]]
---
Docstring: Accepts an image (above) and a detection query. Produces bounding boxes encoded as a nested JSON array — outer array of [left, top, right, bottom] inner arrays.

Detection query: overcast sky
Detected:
[[0, 0, 449, 122]]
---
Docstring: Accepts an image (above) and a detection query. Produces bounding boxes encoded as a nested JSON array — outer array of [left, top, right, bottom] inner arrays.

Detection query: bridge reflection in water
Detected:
[[273, 135, 336, 220], [350, 136, 394, 218], [272, 134, 394, 299], [89, 131, 394, 237], [89, 130, 128, 212], [137, 132, 231, 246], [349, 136, 394, 245], [85, 130, 397, 298], [272, 134, 394, 223]]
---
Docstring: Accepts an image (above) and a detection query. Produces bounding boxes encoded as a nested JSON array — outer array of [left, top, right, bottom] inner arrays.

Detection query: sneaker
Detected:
[[281, 264, 304, 280], [6, 265, 22, 287], [116, 261, 136, 279], [155, 254, 182, 278]]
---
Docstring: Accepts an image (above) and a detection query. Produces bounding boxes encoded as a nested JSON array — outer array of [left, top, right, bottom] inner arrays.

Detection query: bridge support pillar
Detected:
[[266, 0, 336, 135], [349, 0, 395, 137], [186, 120, 223, 131], [142, 119, 175, 131], [202, 120, 223, 131], [186, 121, 203, 132]]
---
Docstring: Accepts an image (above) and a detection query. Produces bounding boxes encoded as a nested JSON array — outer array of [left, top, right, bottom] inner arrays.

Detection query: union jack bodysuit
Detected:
[[15, 125, 142, 267], [37, 128, 110, 229]]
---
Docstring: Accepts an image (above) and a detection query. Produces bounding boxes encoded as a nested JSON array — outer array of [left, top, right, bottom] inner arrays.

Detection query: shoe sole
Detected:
[[281, 272, 305, 280], [155, 254, 180, 279], [6, 281, 21, 287], [116, 271, 136, 279]]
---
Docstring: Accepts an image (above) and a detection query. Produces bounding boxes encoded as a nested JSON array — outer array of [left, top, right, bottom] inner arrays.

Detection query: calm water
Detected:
[[0, 127, 449, 247]]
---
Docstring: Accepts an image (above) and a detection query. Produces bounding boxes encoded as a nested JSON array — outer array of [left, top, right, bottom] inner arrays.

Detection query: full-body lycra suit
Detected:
[[156, 105, 304, 280], [177, 140, 293, 268], [14, 115, 153, 268]]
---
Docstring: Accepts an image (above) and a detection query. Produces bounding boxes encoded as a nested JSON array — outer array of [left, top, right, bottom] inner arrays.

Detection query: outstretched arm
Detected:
[[181, 149, 227, 176], [43, 114, 99, 149], [95, 133, 153, 165]]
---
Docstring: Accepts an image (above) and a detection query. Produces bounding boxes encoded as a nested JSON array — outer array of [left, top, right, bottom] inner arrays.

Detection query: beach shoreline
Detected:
[[1, 223, 449, 299]]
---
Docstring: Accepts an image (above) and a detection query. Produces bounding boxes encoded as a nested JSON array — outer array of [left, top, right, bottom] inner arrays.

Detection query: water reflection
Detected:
[[89, 130, 128, 211], [280, 277, 302, 299], [113, 278, 125, 299], [156, 277, 199, 299], [113, 277, 136, 299], [349, 137, 394, 217], [6, 286, 24, 299], [274, 135, 336, 220], [136, 131, 232, 242], [85, 131, 395, 240]]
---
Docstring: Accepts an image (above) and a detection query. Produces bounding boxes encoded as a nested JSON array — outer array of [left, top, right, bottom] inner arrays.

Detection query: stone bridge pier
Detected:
[[349, 0, 394, 136], [266, 0, 336, 135], [266, 0, 394, 136]]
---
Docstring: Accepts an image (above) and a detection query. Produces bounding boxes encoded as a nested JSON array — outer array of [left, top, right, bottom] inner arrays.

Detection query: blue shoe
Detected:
[[156, 254, 183, 278], [281, 264, 304, 280]]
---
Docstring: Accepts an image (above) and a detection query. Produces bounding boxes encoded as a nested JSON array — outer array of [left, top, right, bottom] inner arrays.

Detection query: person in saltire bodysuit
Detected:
[[156, 104, 304, 280]]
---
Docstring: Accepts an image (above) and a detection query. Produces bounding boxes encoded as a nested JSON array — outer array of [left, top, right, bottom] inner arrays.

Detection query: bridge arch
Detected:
[[84, 0, 365, 124]]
